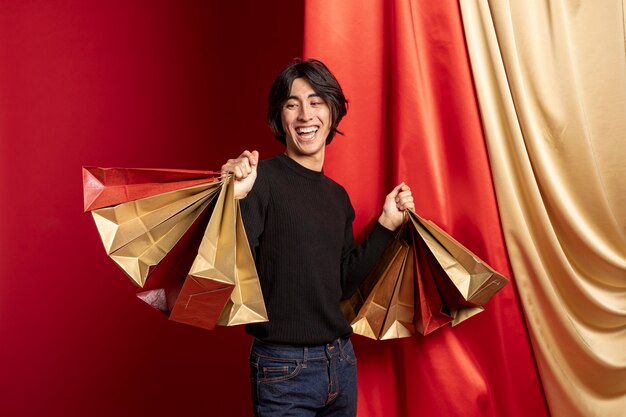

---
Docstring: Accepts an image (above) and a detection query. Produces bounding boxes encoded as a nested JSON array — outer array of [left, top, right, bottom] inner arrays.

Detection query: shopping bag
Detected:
[[83, 166, 220, 211], [407, 210, 508, 326], [342, 238, 405, 324], [345, 210, 509, 339], [136, 208, 212, 315], [84, 166, 268, 331], [378, 237, 415, 340], [90, 182, 222, 286], [410, 226, 453, 335], [169, 178, 268, 330], [216, 199, 268, 326], [344, 237, 414, 340]]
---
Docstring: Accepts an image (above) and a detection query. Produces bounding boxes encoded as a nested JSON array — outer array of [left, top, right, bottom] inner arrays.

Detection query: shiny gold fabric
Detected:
[[459, 1, 626, 415]]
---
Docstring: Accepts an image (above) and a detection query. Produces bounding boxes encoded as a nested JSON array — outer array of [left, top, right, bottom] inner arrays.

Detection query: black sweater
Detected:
[[240, 154, 394, 345]]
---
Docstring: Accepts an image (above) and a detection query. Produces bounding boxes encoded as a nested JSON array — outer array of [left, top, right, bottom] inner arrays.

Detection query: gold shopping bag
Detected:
[[168, 178, 237, 329], [84, 167, 268, 331], [216, 198, 268, 326], [409, 224, 453, 335], [407, 210, 509, 326], [379, 237, 415, 340], [345, 210, 509, 339], [344, 238, 413, 340], [170, 178, 268, 330], [90, 182, 222, 286]]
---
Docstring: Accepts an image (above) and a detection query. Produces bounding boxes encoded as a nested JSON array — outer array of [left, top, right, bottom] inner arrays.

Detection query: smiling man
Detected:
[[221, 59, 414, 417], [279, 76, 330, 170]]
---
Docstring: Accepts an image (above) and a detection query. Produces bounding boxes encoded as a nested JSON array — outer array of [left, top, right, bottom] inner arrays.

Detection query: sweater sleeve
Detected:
[[339, 198, 395, 299], [239, 164, 269, 260]]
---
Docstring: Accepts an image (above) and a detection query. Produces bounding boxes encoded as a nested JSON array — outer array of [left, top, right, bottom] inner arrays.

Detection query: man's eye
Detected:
[[286, 103, 297, 109], [311, 101, 322, 106]]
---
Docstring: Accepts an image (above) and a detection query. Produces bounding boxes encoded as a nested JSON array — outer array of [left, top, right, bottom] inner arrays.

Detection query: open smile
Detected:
[[295, 126, 320, 140]]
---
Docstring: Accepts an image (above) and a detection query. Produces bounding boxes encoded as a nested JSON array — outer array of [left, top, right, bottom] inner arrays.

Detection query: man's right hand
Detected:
[[221, 150, 259, 199]]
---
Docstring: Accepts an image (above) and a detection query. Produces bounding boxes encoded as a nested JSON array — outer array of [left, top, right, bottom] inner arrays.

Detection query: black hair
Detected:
[[267, 58, 348, 145]]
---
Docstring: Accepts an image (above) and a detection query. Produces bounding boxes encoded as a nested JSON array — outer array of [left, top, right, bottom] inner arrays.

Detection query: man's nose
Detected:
[[298, 103, 313, 120]]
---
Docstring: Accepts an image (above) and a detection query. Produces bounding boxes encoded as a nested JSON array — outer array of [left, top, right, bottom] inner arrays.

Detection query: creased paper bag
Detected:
[[90, 182, 222, 286], [216, 199, 268, 326], [344, 238, 413, 340], [169, 177, 268, 330], [83, 166, 220, 212], [84, 166, 268, 331], [410, 226, 453, 335], [379, 238, 415, 340], [344, 210, 509, 339], [407, 210, 509, 326]]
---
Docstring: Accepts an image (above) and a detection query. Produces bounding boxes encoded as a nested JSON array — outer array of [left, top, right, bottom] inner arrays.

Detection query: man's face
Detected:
[[281, 78, 332, 162]]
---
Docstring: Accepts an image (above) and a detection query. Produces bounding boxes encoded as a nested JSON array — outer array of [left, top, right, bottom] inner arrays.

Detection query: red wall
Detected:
[[0, 2, 302, 416]]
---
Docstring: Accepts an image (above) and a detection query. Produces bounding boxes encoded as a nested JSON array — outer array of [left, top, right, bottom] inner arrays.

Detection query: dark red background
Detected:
[[0, 2, 303, 416]]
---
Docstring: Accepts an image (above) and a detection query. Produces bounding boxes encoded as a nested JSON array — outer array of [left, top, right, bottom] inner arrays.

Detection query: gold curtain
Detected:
[[459, 1, 626, 416]]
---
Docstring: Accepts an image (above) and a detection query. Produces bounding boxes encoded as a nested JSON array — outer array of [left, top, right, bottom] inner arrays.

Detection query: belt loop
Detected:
[[303, 346, 308, 368]]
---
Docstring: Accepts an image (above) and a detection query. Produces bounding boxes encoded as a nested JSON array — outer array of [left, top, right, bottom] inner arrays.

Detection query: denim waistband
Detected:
[[251, 337, 351, 361]]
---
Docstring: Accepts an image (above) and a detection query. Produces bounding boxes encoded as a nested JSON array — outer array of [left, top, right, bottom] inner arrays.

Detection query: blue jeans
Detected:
[[249, 337, 358, 417]]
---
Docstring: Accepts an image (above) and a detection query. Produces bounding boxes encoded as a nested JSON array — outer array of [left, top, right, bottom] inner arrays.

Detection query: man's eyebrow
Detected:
[[286, 93, 321, 100]]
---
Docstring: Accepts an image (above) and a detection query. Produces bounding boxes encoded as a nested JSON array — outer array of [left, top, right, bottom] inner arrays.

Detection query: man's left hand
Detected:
[[378, 182, 415, 231]]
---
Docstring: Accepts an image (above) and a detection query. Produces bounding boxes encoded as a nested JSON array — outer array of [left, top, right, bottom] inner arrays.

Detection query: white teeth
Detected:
[[296, 126, 318, 134]]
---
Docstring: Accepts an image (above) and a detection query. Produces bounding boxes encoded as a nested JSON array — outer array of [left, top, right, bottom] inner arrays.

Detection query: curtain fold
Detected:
[[304, 1, 549, 416], [459, 1, 626, 416]]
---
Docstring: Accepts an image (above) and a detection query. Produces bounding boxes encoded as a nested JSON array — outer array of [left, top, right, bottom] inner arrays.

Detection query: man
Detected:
[[222, 59, 414, 417]]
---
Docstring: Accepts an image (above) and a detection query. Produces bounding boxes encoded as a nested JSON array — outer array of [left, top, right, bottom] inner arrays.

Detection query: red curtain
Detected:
[[0, 2, 301, 416], [304, 1, 550, 416]]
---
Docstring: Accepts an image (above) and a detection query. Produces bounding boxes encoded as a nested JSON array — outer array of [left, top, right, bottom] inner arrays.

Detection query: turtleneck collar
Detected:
[[277, 153, 325, 181]]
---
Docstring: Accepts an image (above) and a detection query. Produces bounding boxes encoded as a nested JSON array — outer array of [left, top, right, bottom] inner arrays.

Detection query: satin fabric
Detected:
[[0, 2, 305, 416], [460, 1, 626, 416], [304, 1, 549, 416]]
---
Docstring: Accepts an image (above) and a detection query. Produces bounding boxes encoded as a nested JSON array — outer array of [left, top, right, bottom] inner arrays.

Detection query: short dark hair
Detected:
[[268, 58, 348, 145]]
